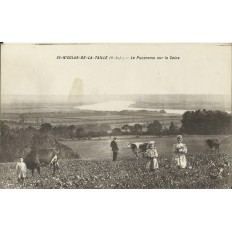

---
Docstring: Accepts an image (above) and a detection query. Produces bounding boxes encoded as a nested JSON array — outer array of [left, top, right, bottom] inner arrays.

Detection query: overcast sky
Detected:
[[2, 44, 231, 96]]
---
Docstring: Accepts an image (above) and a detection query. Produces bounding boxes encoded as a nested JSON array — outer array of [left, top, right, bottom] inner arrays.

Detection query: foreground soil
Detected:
[[0, 152, 231, 189]]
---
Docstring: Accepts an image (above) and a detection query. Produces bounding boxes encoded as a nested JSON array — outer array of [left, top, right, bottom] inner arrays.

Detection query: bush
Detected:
[[181, 110, 231, 134]]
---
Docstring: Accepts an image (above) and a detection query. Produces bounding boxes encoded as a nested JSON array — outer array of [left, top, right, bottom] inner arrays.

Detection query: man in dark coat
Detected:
[[110, 137, 119, 161]]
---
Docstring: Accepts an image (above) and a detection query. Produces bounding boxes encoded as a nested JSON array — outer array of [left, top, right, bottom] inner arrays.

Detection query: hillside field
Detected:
[[0, 135, 231, 189]]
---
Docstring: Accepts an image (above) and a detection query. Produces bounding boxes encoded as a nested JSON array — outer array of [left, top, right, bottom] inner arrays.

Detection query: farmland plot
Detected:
[[0, 153, 231, 189], [62, 135, 232, 160]]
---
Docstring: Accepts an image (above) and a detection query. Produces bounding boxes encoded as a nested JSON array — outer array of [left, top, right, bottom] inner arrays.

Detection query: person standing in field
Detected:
[[110, 137, 119, 161], [172, 135, 188, 169], [16, 157, 27, 184], [146, 143, 159, 171]]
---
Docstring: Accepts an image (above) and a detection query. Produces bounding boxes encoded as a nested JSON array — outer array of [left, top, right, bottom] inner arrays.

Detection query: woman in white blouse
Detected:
[[172, 135, 187, 169]]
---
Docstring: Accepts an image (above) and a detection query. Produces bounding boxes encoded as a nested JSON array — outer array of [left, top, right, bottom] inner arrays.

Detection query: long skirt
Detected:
[[173, 154, 187, 168], [113, 150, 118, 161], [146, 158, 158, 170]]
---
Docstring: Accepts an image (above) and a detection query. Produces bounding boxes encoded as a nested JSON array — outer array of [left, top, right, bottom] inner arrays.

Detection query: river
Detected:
[[74, 100, 189, 114]]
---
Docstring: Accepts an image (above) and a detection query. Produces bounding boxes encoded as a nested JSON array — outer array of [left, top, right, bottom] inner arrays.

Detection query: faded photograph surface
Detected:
[[0, 44, 231, 189]]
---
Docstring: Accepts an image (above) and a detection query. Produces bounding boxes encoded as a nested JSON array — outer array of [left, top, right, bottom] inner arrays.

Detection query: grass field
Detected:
[[1, 109, 182, 128], [62, 135, 232, 160]]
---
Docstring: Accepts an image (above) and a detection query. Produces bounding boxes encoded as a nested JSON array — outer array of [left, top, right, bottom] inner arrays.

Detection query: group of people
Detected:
[[15, 153, 59, 184], [15, 135, 187, 185], [110, 135, 188, 171]]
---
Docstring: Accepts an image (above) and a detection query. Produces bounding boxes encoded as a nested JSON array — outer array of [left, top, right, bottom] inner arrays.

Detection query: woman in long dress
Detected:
[[146, 143, 159, 171], [172, 135, 187, 169]]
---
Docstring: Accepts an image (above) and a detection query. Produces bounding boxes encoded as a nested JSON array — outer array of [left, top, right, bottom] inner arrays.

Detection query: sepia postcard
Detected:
[[0, 43, 231, 189]]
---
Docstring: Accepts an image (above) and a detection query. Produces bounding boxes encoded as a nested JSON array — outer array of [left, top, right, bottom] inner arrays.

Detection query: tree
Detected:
[[39, 123, 53, 133], [181, 110, 231, 134], [133, 124, 143, 135], [147, 120, 162, 135], [76, 127, 85, 138], [112, 128, 122, 135], [19, 114, 26, 129], [68, 125, 76, 138], [121, 124, 133, 133], [162, 126, 169, 135], [168, 121, 179, 135], [0, 122, 11, 161], [0, 122, 37, 162], [26, 126, 37, 132]]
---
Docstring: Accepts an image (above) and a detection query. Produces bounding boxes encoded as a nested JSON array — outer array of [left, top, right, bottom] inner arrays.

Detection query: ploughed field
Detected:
[[0, 135, 231, 189], [0, 153, 231, 189]]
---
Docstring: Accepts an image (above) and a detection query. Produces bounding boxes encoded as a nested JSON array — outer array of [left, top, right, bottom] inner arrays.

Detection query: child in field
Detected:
[[172, 135, 187, 169], [16, 157, 27, 184], [146, 143, 159, 171]]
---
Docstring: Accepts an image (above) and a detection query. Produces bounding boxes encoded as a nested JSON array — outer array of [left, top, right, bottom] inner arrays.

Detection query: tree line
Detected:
[[181, 110, 231, 134]]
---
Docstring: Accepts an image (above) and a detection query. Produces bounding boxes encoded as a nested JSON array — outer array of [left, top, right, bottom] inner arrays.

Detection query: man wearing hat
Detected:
[[110, 137, 119, 161]]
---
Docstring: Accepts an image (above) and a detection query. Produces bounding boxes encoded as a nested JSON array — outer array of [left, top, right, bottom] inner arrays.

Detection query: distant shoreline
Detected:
[[1, 94, 231, 113]]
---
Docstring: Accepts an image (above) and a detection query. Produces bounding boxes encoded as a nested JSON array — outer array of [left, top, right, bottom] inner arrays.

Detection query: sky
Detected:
[[1, 44, 231, 97]]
